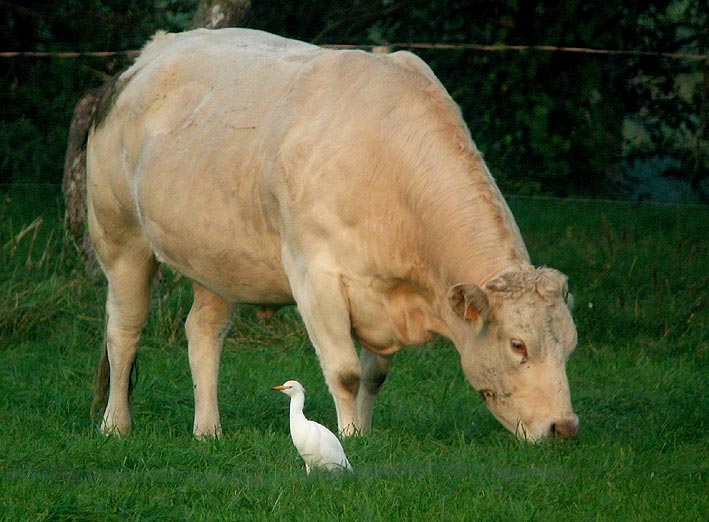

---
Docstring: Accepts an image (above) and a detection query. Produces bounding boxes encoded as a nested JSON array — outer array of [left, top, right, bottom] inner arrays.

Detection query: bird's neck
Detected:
[[289, 394, 306, 422]]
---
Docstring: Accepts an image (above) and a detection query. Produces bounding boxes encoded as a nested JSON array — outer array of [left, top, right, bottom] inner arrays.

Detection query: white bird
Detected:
[[272, 380, 353, 474]]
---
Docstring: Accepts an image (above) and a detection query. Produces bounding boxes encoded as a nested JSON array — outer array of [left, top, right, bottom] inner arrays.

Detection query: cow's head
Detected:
[[448, 267, 578, 442]]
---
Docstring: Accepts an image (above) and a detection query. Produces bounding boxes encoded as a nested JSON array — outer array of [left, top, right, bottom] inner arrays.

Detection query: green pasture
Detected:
[[1, 188, 706, 521]]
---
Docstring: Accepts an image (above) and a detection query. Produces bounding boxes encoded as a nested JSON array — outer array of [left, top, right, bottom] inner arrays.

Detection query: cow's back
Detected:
[[87, 29, 329, 302]]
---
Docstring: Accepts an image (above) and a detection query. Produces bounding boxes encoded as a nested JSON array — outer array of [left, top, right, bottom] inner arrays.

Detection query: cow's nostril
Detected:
[[550, 418, 579, 439]]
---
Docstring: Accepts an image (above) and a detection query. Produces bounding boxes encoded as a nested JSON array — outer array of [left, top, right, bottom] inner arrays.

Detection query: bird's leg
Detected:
[[356, 348, 393, 433], [185, 283, 235, 438]]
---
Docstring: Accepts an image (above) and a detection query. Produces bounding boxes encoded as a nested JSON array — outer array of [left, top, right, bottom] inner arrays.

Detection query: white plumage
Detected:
[[272, 380, 353, 474]]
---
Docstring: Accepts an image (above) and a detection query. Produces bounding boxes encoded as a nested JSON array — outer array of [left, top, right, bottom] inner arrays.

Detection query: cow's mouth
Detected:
[[478, 389, 537, 441], [478, 388, 511, 402], [478, 388, 496, 401]]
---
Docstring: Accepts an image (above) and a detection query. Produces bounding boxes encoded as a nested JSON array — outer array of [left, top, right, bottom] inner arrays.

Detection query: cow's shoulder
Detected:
[[310, 49, 439, 87], [385, 50, 440, 85]]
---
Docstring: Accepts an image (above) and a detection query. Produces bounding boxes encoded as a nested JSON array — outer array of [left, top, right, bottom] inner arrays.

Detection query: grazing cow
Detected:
[[87, 28, 579, 442]]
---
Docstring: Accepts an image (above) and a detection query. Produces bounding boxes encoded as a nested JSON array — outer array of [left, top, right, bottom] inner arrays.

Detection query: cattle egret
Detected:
[[272, 380, 353, 474]]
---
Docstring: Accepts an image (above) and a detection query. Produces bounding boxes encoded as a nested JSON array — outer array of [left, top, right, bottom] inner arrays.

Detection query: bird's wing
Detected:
[[291, 421, 324, 465], [310, 421, 352, 470], [292, 419, 352, 471]]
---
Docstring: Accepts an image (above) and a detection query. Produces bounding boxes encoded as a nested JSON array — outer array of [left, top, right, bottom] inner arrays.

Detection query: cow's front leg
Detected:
[[185, 283, 235, 438], [284, 254, 361, 436], [356, 347, 393, 433]]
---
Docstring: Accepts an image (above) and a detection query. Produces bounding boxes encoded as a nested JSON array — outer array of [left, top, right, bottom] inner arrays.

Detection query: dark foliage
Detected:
[[1, 0, 706, 200]]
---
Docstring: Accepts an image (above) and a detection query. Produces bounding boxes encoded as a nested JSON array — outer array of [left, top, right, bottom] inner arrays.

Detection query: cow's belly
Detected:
[[151, 230, 293, 304], [146, 219, 293, 303]]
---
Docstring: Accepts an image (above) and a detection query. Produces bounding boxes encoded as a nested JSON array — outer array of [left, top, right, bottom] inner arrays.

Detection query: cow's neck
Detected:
[[404, 149, 532, 290]]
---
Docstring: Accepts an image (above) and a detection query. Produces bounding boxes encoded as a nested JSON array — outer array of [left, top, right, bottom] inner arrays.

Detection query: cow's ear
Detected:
[[561, 280, 575, 310], [448, 283, 489, 323], [564, 291, 575, 310]]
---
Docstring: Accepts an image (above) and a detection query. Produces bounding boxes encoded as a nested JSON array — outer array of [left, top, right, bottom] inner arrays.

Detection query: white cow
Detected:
[[87, 28, 579, 441]]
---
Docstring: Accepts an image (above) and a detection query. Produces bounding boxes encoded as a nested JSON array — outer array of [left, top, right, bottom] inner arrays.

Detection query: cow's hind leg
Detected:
[[98, 244, 157, 435], [356, 348, 393, 433], [185, 283, 234, 438]]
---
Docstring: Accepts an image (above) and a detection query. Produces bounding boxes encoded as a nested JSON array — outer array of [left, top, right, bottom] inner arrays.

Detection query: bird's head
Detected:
[[272, 380, 305, 397]]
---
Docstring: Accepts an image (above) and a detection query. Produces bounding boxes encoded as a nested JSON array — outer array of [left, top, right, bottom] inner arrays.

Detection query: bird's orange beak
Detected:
[[272, 385, 291, 391]]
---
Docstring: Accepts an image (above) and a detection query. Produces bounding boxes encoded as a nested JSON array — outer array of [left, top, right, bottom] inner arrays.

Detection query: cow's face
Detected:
[[448, 268, 578, 442]]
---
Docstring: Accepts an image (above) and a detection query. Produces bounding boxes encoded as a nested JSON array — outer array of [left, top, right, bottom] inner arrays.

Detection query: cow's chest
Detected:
[[343, 275, 439, 354]]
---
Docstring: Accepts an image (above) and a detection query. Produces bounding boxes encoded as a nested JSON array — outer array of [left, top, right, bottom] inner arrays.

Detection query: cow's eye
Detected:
[[510, 338, 528, 362]]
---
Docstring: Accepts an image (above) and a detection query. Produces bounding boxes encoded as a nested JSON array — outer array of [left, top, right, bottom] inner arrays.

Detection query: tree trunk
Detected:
[[190, 0, 252, 29], [62, 0, 252, 275]]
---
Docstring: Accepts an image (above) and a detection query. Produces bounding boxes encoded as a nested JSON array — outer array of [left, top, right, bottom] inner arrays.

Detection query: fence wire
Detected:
[[1, 43, 707, 61]]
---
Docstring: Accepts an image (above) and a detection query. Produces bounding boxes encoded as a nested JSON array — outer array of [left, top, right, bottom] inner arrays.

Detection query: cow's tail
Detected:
[[90, 332, 138, 425]]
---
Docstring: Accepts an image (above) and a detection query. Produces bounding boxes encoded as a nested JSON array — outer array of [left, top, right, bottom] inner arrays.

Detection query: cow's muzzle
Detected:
[[548, 415, 579, 439], [520, 414, 579, 442]]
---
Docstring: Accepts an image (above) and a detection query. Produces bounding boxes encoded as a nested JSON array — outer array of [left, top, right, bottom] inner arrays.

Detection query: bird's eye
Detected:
[[510, 339, 528, 362]]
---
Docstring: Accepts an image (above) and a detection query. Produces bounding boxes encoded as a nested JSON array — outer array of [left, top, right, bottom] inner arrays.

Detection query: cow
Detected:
[[87, 28, 579, 442]]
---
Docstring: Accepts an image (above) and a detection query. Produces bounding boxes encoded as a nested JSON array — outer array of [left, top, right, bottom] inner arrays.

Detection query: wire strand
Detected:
[[0, 43, 706, 61]]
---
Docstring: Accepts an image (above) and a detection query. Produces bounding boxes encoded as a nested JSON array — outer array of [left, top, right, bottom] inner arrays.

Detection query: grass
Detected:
[[1, 187, 707, 521]]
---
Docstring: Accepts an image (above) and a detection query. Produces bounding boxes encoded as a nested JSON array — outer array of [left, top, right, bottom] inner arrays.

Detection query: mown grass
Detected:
[[1, 187, 707, 521]]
